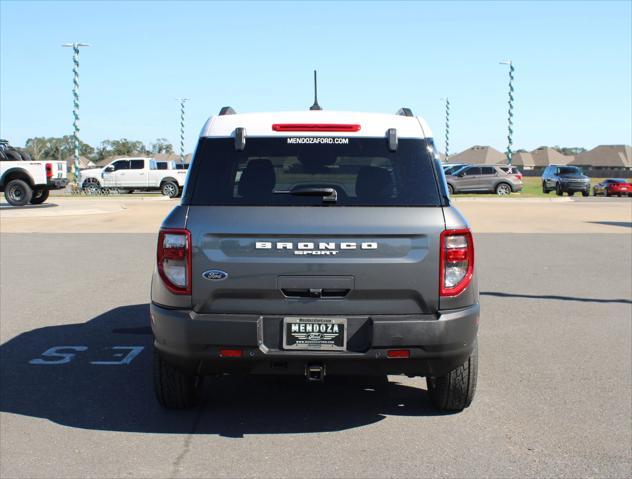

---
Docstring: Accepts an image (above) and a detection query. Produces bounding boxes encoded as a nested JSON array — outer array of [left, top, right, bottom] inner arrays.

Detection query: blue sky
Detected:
[[1, 1, 630, 154]]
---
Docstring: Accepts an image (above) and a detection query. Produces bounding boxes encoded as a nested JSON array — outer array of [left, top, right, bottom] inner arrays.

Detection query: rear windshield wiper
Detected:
[[275, 186, 338, 203]]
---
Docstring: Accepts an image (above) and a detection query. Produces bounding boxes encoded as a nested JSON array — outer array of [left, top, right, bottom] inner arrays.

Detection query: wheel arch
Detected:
[[0, 168, 34, 189], [160, 177, 178, 186]]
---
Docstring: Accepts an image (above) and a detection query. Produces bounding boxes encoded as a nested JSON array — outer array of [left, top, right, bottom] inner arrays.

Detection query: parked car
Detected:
[[150, 106, 479, 412], [541, 165, 590, 196], [0, 140, 67, 206], [445, 165, 523, 195], [592, 178, 632, 197], [78, 158, 187, 197], [442, 163, 468, 176]]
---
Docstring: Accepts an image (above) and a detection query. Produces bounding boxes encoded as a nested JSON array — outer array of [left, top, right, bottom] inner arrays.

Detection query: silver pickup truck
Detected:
[[150, 107, 479, 412]]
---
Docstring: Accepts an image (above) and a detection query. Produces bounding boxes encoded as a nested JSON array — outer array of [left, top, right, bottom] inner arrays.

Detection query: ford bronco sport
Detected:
[[150, 107, 479, 412]]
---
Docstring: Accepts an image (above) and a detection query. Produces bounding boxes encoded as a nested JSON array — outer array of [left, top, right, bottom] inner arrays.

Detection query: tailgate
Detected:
[[187, 206, 445, 315]]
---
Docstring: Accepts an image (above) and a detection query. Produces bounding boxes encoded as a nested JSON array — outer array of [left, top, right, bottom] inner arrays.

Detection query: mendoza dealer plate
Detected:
[[283, 317, 347, 351]]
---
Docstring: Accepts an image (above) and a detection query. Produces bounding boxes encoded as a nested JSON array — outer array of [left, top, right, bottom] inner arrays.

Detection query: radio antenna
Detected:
[[309, 70, 322, 110]]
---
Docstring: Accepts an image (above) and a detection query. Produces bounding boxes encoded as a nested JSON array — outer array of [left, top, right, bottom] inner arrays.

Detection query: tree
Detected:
[[24, 136, 94, 162], [552, 146, 586, 156], [150, 138, 174, 155], [96, 139, 148, 161]]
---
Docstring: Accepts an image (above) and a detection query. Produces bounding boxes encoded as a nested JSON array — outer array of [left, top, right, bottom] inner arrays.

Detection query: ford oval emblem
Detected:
[[202, 270, 228, 281]]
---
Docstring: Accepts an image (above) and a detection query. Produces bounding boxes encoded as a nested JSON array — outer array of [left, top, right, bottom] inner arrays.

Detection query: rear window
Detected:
[[184, 137, 443, 206]]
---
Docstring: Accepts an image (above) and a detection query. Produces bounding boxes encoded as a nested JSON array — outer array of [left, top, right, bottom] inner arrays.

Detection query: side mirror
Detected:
[[104, 166, 114, 173]]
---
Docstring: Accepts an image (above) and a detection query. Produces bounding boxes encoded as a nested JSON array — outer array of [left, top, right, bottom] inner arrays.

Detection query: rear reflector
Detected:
[[272, 123, 361, 132], [387, 349, 410, 359], [220, 349, 242, 358]]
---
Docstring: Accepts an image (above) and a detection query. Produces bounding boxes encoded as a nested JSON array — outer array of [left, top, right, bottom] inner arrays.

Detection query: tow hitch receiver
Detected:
[[306, 364, 326, 382]]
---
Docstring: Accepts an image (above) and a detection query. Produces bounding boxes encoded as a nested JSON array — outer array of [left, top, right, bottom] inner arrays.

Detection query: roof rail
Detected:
[[219, 106, 236, 116], [396, 108, 414, 117]]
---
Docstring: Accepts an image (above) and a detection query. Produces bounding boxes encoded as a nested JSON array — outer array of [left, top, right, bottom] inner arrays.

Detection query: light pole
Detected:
[[500, 60, 515, 165], [175, 98, 189, 164], [440, 97, 450, 162], [62, 42, 90, 187]]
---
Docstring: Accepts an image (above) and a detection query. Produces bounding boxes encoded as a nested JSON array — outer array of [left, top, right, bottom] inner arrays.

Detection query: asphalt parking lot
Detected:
[[1, 199, 631, 478]]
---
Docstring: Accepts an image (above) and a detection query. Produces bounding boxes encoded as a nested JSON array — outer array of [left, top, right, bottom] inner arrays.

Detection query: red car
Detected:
[[592, 178, 632, 197]]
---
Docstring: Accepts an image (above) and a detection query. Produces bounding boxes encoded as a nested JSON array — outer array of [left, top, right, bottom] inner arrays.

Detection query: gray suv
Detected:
[[150, 108, 479, 412], [541, 165, 590, 196], [446, 165, 523, 195]]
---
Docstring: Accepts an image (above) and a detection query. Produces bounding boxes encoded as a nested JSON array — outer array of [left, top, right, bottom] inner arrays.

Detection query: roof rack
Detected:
[[219, 106, 236, 116], [396, 108, 414, 117]]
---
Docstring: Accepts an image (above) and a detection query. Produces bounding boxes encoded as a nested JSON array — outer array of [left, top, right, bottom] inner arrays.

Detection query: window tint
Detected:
[[112, 160, 130, 171], [558, 166, 582, 175], [463, 167, 481, 176], [481, 167, 495, 175], [185, 137, 442, 206], [156, 162, 168, 170], [130, 159, 145, 169]]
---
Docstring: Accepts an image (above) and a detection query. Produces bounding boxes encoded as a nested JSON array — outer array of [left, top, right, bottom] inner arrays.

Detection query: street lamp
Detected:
[[440, 97, 450, 162], [175, 98, 189, 164], [499, 60, 515, 165], [62, 42, 90, 187]]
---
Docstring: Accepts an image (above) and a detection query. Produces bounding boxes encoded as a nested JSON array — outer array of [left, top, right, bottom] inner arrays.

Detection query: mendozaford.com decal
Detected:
[[286, 137, 350, 144]]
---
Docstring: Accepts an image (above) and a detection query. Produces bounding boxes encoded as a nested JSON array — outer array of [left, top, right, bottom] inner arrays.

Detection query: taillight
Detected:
[[515, 173, 523, 180], [157, 229, 191, 295], [271, 123, 361, 132], [440, 229, 474, 297], [45, 163, 53, 178]]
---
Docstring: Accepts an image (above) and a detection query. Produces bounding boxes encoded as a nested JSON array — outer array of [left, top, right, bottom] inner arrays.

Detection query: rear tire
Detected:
[[447, 184, 454, 195], [568, 191, 575, 197], [4, 179, 32, 206], [30, 188, 50, 204], [427, 340, 478, 412], [582, 190, 589, 197], [495, 183, 512, 196], [555, 183, 563, 196], [153, 348, 202, 409], [83, 181, 101, 195], [161, 181, 179, 198]]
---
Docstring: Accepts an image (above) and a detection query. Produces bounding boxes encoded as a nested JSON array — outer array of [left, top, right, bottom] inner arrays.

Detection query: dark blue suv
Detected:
[[542, 165, 590, 196]]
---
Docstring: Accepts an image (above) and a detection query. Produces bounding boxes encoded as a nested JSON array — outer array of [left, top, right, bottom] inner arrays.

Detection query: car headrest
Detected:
[[238, 159, 276, 198], [355, 166, 393, 201]]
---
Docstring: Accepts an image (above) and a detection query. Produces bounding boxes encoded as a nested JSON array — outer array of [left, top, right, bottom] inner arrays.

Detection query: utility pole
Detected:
[[441, 97, 450, 162], [500, 60, 515, 165], [62, 42, 90, 187], [175, 98, 189, 164]]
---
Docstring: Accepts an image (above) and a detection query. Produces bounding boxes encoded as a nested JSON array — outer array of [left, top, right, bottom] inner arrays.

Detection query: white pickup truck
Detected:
[[0, 156, 68, 206], [78, 157, 188, 197]]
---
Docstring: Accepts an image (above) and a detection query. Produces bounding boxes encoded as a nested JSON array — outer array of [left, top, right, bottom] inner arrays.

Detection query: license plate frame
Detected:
[[282, 317, 347, 351]]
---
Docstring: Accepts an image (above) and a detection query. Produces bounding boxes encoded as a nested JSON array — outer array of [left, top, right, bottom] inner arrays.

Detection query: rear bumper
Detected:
[[46, 178, 68, 190], [150, 303, 479, 377]]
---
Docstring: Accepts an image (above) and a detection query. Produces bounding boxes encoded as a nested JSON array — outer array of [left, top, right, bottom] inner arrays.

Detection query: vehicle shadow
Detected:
[[587, 221, 632, 229], [0, 304, 444, 437], [481, 291, 632, 304], [0, 203, 58, 210]]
